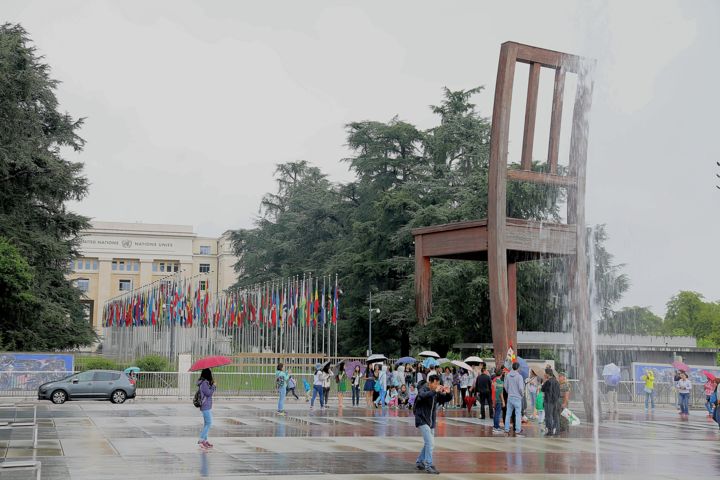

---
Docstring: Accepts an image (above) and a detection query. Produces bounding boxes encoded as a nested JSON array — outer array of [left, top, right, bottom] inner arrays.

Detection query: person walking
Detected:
[[641, 369, 655, 412], [558, 372, 572, 433], [336, 364, 348, 408], [275, 363, 290, 416], [526, 370, 538, 418], [363, 365, 375, 407], [322, 363, 332, 407], [474, 366, 493, 420], [492, 368, 505, 434], [677, 371, 692, 416], [374, 365, 388, 408], [287, 375, 300, 400], [351, 365, 363, 407], [541, 368, 560, 436], [414, 374, 453, 475], [310, 364, 327, 410], [504, 362, 525, 436], [704, 375, 715, 417], [197, 368, 216, 449]]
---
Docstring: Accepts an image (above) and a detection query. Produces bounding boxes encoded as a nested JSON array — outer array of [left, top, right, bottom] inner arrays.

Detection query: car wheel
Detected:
[[51, 390, 67, 404], [111, 390, 127, 404]]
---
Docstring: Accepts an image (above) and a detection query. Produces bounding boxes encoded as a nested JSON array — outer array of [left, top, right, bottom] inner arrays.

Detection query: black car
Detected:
[[38, 370, 136, 404]]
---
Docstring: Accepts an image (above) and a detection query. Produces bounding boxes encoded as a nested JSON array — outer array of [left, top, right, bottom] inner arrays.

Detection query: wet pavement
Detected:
[[1, 399, 719, 479]]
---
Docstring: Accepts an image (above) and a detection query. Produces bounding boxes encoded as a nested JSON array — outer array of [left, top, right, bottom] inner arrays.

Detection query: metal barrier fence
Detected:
[[0, 372, 714, 407]]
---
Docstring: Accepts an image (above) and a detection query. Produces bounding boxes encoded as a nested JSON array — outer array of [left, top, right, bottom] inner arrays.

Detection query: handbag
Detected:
[[374, 381, 382, 392]]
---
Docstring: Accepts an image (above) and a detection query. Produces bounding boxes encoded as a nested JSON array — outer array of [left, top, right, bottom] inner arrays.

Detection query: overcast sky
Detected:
[[4, 0, 719, 316]]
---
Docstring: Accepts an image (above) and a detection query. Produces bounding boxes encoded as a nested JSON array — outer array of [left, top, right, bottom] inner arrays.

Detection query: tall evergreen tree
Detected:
[[0, 24, 95, 350], [231, 86, 628, 356]]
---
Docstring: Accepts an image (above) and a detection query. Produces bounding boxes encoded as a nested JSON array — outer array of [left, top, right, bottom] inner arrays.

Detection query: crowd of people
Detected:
[[195, 361, 720, 472]]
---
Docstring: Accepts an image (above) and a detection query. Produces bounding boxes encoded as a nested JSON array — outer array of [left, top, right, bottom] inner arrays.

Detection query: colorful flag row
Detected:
[[102, 273, 340, 329]]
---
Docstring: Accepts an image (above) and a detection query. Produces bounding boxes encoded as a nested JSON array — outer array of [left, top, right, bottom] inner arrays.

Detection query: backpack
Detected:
[[193, 387, 202, 408], [276, 374, 286, 389]]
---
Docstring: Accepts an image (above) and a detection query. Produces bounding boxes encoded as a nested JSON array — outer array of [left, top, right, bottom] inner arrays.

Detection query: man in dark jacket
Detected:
[[541, 367, 561, 436], [414, 374, 453, 474], [474, 367, 493, 419]]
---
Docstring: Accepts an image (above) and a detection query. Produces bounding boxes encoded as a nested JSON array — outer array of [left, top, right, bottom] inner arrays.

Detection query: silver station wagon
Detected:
[[37, 370, 136, 404]]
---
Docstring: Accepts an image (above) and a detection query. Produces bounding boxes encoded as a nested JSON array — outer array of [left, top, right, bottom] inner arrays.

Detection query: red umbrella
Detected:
[[702, 370, 716, 381], [671, 360, 689, 372], [189, 355, 232, 372]]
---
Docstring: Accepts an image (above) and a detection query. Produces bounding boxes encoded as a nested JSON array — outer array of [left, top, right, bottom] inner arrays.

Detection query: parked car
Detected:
[[37, 370, 136, 404]]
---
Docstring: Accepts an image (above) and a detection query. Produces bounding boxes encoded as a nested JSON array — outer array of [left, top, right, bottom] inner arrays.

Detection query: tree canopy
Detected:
[[0, 24, 95, 350], [231, 85, 629, 356]]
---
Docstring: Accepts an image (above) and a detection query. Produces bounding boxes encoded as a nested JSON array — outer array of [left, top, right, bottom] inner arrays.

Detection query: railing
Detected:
[[0, 372, 714, 407], [568, 380, 712, 408]]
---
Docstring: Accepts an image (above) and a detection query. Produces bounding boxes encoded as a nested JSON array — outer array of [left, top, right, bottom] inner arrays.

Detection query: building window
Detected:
[[156, 261, 179, 273], [200, 245, 210, 255], [119, 279, 132, 291], [74, 258, 98, 271], [75, 278, 90, 292], [199, 263, 210, 273], [199, 280, 207, 291], [112, 260, 117, 271], [133, 262, 139, 271]]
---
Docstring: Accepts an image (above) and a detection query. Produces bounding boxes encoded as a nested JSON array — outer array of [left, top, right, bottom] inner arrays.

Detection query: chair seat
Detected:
[[1, 460, 40, 468], [412, 217, 577, 261]]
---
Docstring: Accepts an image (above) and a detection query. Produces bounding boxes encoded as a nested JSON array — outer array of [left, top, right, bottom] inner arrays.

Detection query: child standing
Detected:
[[492, 368, 505, 434], [535, 378, 545, 429], [408, 384, 418, 409]]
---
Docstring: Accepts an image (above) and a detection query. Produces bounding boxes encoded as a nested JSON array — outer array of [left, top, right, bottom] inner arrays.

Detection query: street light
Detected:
[[368, 291, 380, 356]]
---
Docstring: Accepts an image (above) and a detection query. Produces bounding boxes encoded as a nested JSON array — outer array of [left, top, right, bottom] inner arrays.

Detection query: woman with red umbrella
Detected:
[[189, 356, 229, 449], [197, 368, 216, 449]]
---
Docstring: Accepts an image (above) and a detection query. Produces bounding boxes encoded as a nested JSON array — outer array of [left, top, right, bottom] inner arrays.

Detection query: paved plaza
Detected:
[[1, 398, 719, 479]]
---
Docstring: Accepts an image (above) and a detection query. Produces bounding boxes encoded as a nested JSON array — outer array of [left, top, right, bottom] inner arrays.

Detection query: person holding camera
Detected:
[[413, 373, 453, 475]]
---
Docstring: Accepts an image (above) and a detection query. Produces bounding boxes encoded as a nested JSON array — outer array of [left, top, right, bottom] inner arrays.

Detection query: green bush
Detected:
[[75, 356, 122, 372], [136, 355, 171, 372]]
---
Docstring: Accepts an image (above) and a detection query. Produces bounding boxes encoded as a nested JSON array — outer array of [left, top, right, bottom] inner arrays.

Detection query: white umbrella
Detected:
[[418, 351, 440, 359], [452, 360, 473, 372], [366, 353, 387, 363], [464, 356, 483, 365], [602, 363, 621, 377]]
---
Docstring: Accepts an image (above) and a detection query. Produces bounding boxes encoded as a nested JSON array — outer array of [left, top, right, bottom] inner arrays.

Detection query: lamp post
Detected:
[[368, 291, 380, 356]]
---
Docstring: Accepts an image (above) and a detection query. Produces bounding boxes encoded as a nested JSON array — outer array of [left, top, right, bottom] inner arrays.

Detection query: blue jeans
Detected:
[[416, 424, 434, 467], [375, 389, 386, 406], [352, 385, 361, 406], [311, 384, 324, 407], [505, 396, 522, 433], [493, 400, 503, 429], [644, 390, 655, 410], [277, 386, 287, 412], [200, 409, 212, 441], [706, 395, 713, 415], [679, 392, 690, 414]]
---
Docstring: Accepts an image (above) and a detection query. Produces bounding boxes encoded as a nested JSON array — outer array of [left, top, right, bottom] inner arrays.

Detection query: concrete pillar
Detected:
[[95, 258, 113, 333], [178, 354, 192, 397], [139, 259, 153, 287]]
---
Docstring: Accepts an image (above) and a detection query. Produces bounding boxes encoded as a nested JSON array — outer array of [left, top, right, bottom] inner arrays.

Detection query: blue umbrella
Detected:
[[605, 373, 621, 387], [516, 357, 530, 379], [395, 356, 417, 366], [422, 358, 439, 369]]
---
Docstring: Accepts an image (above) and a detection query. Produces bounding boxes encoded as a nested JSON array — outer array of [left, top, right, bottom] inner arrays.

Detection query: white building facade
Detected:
[[67, 221, 238, 333]]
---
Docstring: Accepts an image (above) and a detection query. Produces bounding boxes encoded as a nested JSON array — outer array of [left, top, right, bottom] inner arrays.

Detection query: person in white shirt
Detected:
[[677, 371, 692, 416]]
